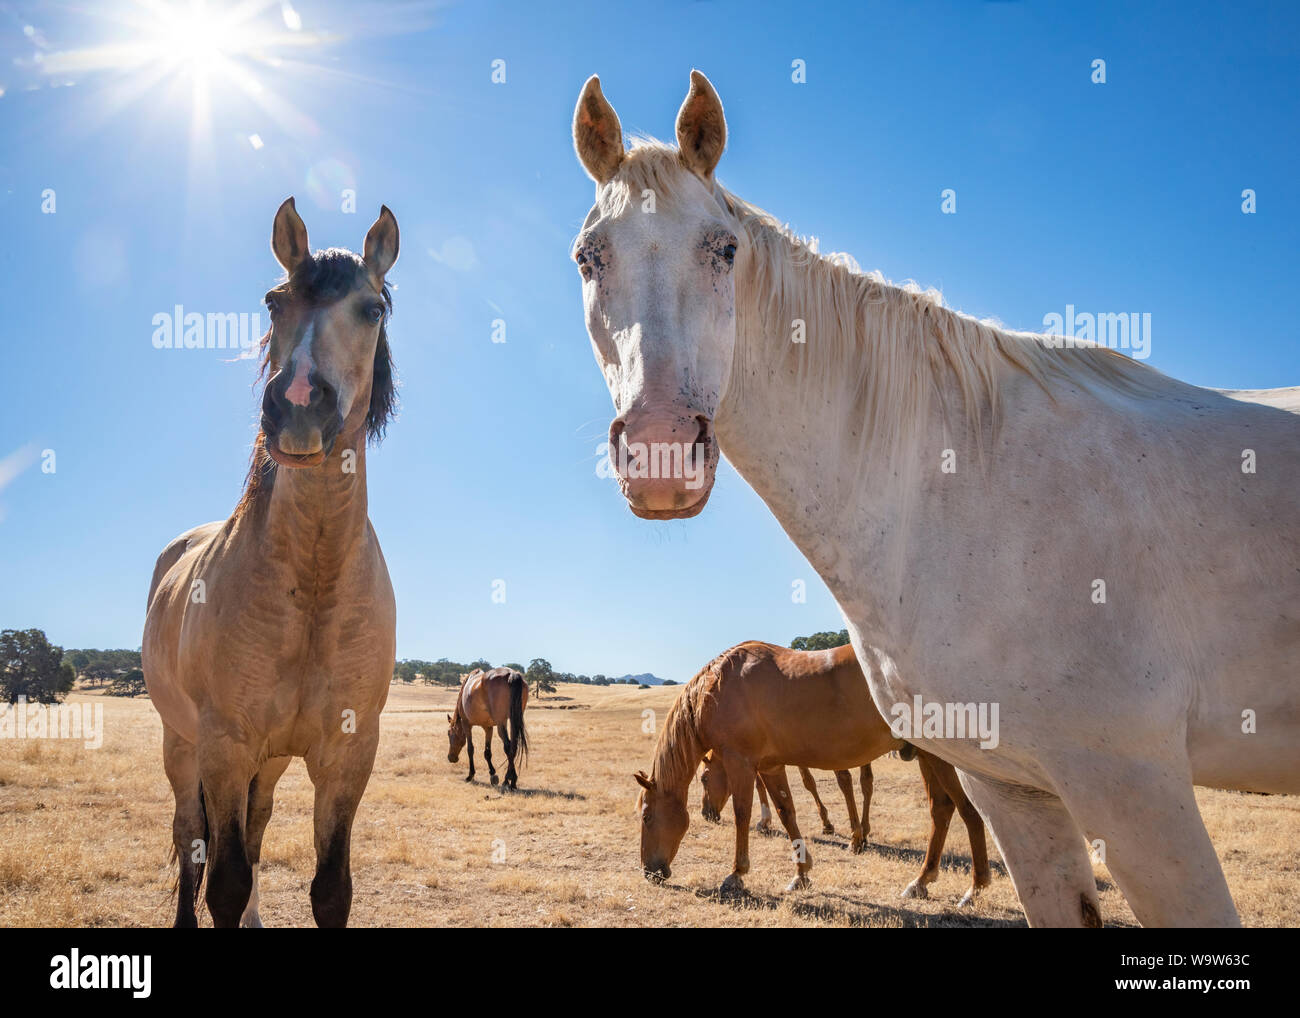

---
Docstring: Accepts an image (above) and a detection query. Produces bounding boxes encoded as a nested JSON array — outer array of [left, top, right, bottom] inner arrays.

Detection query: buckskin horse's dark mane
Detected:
[[235, 248, 396, 519]]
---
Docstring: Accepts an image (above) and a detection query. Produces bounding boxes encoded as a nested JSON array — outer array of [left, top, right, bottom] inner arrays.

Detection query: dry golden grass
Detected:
[[1, 683, 1296, 927]]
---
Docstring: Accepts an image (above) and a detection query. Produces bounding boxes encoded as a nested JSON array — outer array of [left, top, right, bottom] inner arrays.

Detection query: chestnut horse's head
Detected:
[[699, 750, 728, 824], [446, 712, 466, 763], [635, 770, 688, 881], [259, 197, 399, 468], [571, 71, 736, 520]]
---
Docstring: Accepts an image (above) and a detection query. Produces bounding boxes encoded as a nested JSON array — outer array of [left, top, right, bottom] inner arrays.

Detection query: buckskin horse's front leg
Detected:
[[198, 738, 257, 929], [306, 727, 380, 928]]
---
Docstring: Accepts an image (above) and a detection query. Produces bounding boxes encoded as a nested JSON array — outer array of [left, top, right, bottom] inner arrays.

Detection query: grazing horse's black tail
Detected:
[[508, 675, 529, 768]]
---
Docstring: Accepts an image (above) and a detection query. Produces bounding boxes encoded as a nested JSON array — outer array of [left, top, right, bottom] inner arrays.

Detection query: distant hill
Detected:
[[615, 672, 668, 686]]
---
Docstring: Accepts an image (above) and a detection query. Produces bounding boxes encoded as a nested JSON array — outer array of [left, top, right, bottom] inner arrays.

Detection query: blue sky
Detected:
[[0, 0, 1296, 682]]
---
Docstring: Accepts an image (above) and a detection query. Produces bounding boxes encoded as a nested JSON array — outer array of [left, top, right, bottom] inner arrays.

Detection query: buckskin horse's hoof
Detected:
[[490, 775, 499, 786], [786, 874, 811, 892], [464, 774, 474, 782], [719, 874, 745, 896]]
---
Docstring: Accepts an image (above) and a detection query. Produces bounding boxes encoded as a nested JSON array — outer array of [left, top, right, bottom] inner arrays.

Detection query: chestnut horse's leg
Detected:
[[833, 769, 865, 853], [483, 726, 498, 786], [927, 755, 991, 906], [719, 750, 756, 895], [902, 751, 955, 901], [463, 725, 476, 782], [859, 763, 874, 839], [241, 755, 292, 928], [762, 767, 812, 891], [162, 724, 205, 928], [799, 766, 835, 835], [754, 771, 773, 832], [305, 729, 380, 928]]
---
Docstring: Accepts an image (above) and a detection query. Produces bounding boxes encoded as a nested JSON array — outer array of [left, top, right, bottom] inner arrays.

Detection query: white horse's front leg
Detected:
[[1054, 751, 1240, 928], [958, 772, 1102, 927]]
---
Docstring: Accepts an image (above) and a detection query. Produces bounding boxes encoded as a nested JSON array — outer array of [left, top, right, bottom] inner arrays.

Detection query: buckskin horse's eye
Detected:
[[264, 295, 279, 314], [722, 243, 737, 265], [365, 303, 384, 324]]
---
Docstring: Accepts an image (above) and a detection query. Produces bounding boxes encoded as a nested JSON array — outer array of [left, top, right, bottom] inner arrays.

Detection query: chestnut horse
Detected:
[[636, 641, 989, 901], [447, 667, 529, 790], [143, 198, 400, 928], [702, 757, 873, 849]]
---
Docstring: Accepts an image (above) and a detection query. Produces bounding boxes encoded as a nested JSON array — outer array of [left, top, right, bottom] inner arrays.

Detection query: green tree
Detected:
[[790, 629, 850, 651], [1, 629, 76, 703], [108, 668, 148, 697], [526, 658, 555, 698]]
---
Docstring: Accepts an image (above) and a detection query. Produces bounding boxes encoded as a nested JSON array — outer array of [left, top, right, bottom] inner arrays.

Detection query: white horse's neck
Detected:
[[715, 224, 991, 642]]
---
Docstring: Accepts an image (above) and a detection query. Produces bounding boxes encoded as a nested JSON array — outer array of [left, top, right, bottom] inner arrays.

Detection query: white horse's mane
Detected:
[[599, 139, 1162, 469]]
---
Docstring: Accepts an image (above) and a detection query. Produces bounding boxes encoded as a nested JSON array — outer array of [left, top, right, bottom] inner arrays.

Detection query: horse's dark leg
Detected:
[[720, 750, 756, 895], [199, 750, 254, 929], [162, 725, 204, 928], [241, 755, 291, 928], [483, 726, 498, 786], [762, 766, 811, 891], [902, 750, 955, 901], [498, 722, 517, 790], [798, 766, 835, 835], [464, 726, 476, 782], [834, 769, 865, 853], [306, 730, 379, 928], [860, 762, 874, 840]]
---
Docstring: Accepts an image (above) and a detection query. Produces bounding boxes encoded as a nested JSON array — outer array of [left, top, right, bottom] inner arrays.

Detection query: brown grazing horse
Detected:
[[636, 641, 990, 901], [448, 667, 529, 790], [703, 756, 874, 852], [143, 197, 400, 928]]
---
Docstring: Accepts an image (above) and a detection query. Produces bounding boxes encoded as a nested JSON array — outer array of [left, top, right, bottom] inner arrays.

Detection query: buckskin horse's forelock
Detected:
[[235, 249, 397, 519]]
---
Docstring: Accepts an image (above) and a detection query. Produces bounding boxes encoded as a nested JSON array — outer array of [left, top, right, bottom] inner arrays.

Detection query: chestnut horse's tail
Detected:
[[508, 674, 529, 768]]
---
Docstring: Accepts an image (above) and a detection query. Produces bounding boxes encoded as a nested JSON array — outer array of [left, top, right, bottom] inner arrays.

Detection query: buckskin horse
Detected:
[[574, 71, 1300, 926], [448, 667, 529, 790], [143, 197, 400, 928], [638, 641, 990, 901]]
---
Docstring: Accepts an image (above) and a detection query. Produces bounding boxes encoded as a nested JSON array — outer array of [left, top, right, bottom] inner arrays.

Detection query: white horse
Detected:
[[570, 70, 1300, 927]]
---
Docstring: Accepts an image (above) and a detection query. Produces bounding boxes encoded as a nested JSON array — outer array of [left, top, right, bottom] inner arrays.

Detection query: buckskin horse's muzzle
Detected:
[[261, 368, 342, 464]]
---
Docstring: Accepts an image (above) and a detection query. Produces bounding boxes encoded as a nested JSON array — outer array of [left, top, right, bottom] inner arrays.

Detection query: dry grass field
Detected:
[[2, 682, 1297, 928]]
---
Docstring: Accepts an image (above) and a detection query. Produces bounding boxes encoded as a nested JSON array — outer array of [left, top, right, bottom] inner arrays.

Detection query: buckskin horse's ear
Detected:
[[573, 75, 624, 184], [272, 196, 310, 273], [363, 205, 400, 279], [634, 771, 654, 791], [675, 69, 726, 182]]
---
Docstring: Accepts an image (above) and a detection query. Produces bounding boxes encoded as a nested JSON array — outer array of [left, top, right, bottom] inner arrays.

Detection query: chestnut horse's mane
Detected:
[[650, 644, 755, 793], [234, 248, 396, 520]]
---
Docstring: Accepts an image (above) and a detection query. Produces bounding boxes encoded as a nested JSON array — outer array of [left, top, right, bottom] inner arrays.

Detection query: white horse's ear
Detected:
[[272, 196, 310, 273], [675, 70, 726, 182], [573, 75, 624, 184]]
